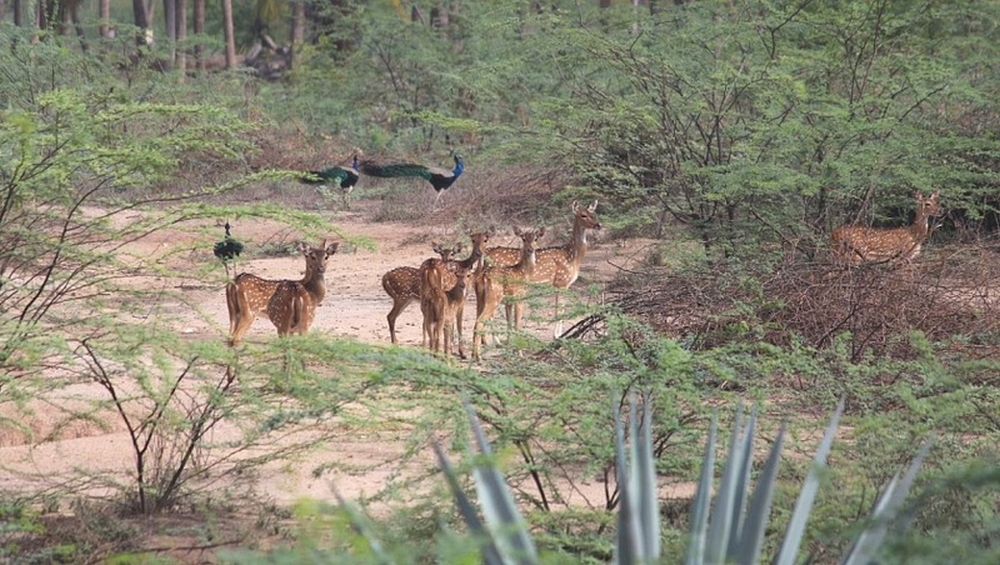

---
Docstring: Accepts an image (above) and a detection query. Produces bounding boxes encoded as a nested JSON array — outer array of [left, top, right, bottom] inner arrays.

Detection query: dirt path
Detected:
[[0, 203, 656, 511]]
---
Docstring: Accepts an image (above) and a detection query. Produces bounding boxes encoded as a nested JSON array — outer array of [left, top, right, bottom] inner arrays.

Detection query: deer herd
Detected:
[[224, 192, 945, 359]]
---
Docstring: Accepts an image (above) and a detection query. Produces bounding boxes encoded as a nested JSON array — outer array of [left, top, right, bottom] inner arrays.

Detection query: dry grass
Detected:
[[568, 242, 1000, 361]]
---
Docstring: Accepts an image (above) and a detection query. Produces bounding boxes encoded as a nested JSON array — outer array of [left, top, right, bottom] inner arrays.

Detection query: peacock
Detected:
[[300, 154, 362, 202], [213, 221, 244, 280], [360, 153, 465, 207]]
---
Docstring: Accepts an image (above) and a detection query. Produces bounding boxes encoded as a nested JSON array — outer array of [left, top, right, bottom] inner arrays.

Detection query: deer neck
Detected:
[[566, 219, 590, 264], [301, 266, 327, 302], [517, 245, 536, 276], [909, 208, 932, 241], [447, 276, 468, 301], [458, 245, 483, 270]]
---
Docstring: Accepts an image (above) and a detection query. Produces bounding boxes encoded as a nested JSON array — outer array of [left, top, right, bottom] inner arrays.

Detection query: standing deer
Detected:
[[382, 243, 460, 346], [832, 191, 943, 267], [484, 200, 602, 334], [473, 227, 544, 361], [382, 231, 492, 345], [421, 261, 473, 358], [226, 239, 339, 346]]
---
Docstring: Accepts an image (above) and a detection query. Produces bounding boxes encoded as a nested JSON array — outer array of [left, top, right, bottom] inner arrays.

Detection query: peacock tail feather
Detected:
[[359, 161, 436, 181]]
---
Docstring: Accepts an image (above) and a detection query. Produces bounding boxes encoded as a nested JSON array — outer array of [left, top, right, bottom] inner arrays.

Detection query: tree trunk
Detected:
[[99, 0, 111, 37], [0, 1, 6, 22], [36, 0, 48, 30], [163, 0, 176, 64], [221, 0, 236, 69], [194, 0, 205, 71], [13, 0, 22, 26], [176, 0, 187, 80], [291, 1, 305, 47], [290, 0, 305, 68], [132, 0, 151, 44]]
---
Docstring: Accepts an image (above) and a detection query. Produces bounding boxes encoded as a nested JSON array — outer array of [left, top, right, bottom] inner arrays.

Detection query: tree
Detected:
[[222, 0, 236, 68], [99, 0, 111, 37], [194, 0, 205, 70], [176, 0, 188, 78], [132, 0, 152, 44]]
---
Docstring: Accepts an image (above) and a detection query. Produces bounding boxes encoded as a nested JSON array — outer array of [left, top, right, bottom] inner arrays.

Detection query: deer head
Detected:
[[431, 241, 463, 260], [571, 200, 603, 230], [513, 226, 545, 248], [916, 191, 943, 217], [298, 239, 339, 275]]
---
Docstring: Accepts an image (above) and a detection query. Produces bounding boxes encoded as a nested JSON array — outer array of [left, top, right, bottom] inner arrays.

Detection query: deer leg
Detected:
[[231, 311, 255, 346], [553, 292, 563, 339], [455, 302, 466, 359], [387, 298, 410, 344]]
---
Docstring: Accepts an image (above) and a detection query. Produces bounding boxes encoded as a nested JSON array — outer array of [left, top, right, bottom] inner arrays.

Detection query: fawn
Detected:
[[226, 240, 339, 346], [484, 201, 602, 334], [832, 191, 942, 267], [421, 261, 473, 357], [382, 232, 492, 345], [473, 227, 544, 361]]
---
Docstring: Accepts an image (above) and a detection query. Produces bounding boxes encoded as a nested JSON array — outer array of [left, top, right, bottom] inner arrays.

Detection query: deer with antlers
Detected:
[[832, 191, 943, 267], [473, 227, 544, 361], [484, 200, 602, 335], [382, 231, 492, 346], [226, 239, 339, 346]]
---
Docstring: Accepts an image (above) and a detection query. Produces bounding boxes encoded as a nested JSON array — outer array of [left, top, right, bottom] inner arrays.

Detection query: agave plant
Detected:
[[684, 399, 932, 565], [335, 396, 930, 565]]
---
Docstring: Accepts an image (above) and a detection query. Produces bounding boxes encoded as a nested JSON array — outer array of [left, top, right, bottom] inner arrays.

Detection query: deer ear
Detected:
[[326, 242, 340, 256], [571, 201, 580, 213], [588, 199, 598, 212], [537, 227, 546, 238], [431, 241, 442, 253], [488, 225, 497, 236], [297, 241, 310, 255], [513, 226, 524, 237]]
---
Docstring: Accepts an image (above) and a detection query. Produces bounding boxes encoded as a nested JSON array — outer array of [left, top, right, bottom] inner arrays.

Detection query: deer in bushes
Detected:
[[226, 240, 339, 345], [484, 201, 602, 335], [832, 191, 943, 268], [382, 231, 492, 346], [473, 227, 545, 361]]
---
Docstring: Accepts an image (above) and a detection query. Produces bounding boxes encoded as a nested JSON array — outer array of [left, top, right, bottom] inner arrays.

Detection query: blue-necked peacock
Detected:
[[360, 154, 465, 206], [214, 221, 244, 280]]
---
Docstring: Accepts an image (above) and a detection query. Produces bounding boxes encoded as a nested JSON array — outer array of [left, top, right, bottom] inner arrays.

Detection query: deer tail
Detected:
[[291, 294, 305, 330]]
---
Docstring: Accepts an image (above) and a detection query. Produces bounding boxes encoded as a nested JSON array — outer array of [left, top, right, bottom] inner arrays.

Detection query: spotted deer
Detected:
[[226, 240, 339, 346], [832, 191, 942, 267], [420, 261, 473, 358], [382, 232, 491, 345], [484, 200, 602, 334], [473, 227, 544, 361]]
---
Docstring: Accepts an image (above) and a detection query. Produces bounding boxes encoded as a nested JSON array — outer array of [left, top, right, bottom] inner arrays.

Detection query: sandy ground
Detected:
[[0, 202, 680, 520]]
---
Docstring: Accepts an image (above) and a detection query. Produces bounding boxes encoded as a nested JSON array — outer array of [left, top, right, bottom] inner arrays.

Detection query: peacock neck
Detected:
[[453, 161, 465, 178]]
